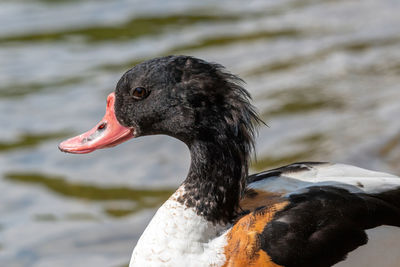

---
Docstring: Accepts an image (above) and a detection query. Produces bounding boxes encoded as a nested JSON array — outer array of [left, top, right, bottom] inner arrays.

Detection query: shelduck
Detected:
[[59, 56, 400, 267]]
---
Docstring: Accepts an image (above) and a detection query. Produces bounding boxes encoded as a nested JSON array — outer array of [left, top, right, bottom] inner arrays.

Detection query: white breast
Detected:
[[129, 189, 228, 267]]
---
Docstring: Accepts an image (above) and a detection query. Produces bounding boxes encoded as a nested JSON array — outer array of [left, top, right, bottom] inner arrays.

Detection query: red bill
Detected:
[[58, 93, 134, 154]]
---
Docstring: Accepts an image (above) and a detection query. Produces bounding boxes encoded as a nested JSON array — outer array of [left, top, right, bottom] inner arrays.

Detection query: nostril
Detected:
[[98, 122, 107, 130]]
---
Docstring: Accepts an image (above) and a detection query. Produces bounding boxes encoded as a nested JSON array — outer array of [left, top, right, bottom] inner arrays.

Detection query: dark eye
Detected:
[[130, 87, 148, 100]]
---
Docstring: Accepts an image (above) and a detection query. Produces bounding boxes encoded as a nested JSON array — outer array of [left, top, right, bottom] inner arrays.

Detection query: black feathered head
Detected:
[[114, 56, 260, 154]]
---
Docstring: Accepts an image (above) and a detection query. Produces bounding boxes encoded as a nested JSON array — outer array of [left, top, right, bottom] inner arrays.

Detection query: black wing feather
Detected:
[[260, 186, 400, 267]]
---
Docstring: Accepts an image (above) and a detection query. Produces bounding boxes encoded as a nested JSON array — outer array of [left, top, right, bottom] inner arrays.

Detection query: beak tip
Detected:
[[58, 143, 69, 153], [58, 144, 64, 152], [58, 143, 71, 154]]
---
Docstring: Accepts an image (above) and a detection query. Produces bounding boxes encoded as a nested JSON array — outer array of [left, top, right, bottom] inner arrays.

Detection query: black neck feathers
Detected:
[[179, 139, 246, 224], [175, 63, 261, 223]]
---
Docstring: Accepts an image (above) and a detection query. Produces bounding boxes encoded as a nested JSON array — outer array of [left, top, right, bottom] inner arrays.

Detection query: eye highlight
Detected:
[[130, 87, 148, 100]]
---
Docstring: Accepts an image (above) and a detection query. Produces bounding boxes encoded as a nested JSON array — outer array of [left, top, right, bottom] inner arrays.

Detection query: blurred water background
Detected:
[[1, 0, 400, 266]]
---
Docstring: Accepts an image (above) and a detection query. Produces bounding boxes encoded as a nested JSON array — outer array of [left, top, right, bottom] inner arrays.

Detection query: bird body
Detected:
[[59, 56, 400, 267], [129, 162, 400, 267]]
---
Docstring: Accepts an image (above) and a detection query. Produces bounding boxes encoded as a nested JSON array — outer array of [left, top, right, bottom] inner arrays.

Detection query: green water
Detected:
[[1, 0, 400, 266]]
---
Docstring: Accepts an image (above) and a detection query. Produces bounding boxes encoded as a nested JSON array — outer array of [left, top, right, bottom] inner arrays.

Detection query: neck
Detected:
[[177, 137, 249, 224], [130, 124, 254, 266]]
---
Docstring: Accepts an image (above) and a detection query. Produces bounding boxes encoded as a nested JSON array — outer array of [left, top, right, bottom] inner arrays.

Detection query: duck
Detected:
[[59, 55, 400, 267]]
